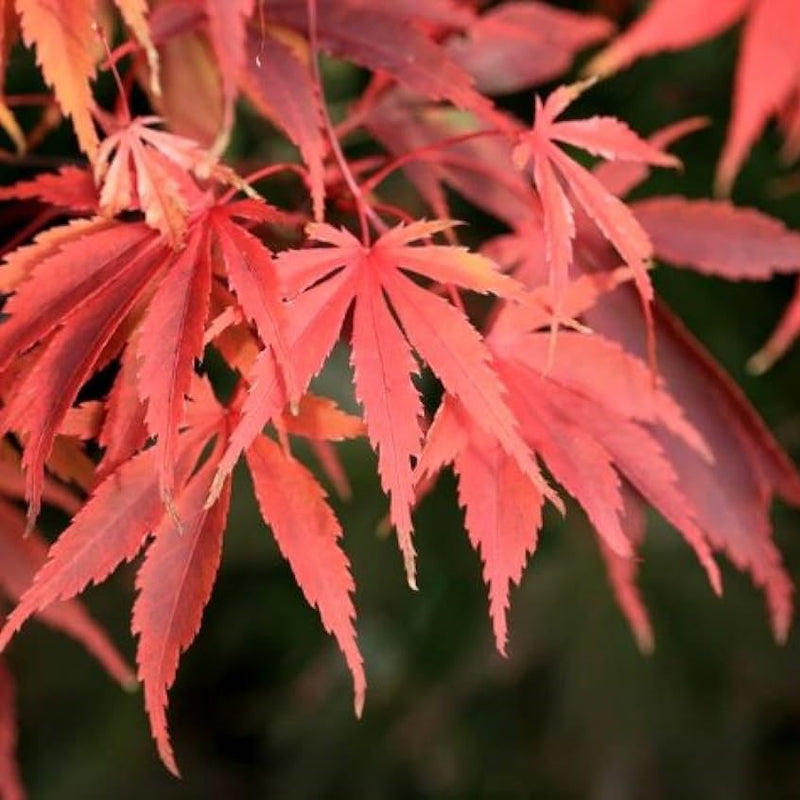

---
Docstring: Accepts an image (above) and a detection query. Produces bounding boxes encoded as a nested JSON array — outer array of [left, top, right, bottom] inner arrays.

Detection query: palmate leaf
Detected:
[[417, 314, 724, 654], [512, 80, 677, 338], [0, 231, 167, 524], [94, 115, 237, 243], [0, 367, 365, 774], [417, 397, 543, 654], [212, 219, 548, 587], [0, 169, 294, 519], [9, 0, 160, 159], [265, 0, 499, 124], [0, 426, 217, 652], [2, 0, 800, 787]]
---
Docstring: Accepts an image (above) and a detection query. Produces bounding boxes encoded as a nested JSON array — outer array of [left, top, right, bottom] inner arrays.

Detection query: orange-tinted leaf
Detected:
[[114, 0, 160, 94], [0, 166, 98, 211], [282, 394, 364, 441], [16, 0, 98, 157], [0, 216, 113, 294], [95, 118, 195, 243]]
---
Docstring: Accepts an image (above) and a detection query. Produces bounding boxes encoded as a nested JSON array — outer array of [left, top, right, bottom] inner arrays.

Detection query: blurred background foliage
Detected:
[[3, 1, 800, 798]]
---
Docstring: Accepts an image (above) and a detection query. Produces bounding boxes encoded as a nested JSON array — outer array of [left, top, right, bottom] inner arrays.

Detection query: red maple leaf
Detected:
[[512, 79, 678, 353], [0, 376, 366, 775], [209, 219, 552, 587], [0, 176, 295, 522], [416, 274, 722, 654]]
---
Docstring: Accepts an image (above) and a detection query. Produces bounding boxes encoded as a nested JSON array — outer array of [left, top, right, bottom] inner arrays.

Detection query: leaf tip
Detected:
[[354, 690, 365, 719], [747, 347, 774, 376]]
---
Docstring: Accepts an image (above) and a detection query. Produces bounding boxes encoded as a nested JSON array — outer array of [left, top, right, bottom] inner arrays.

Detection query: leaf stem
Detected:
[[219, 163, 310, 204], [360, 129, 506, 194], [306, 0, 385, 243]]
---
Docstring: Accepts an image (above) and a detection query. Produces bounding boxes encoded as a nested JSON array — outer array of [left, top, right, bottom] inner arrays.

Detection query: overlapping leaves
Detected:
[[0, 0, 799, 793]]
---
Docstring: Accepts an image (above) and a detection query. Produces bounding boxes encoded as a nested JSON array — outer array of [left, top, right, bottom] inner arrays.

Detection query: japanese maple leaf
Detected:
[[149, 0, 512, 162], [584, 286, 800, 641], [498, 118, 800, 641], [0, 189, 295, 522], [210, 219, 549, 588], [264, 0, 499, 124], [586, 0, 800, 193], [0, 386, 231, 775], [94, 115, 240, 244], [511, 80, 678, 347], [416, 298, 723, 654], [550, 117, 800, 640], [0, 379, 366, 775]]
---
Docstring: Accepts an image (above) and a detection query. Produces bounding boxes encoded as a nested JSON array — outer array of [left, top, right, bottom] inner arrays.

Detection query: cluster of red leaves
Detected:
[[0, 0, 799, 790]]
